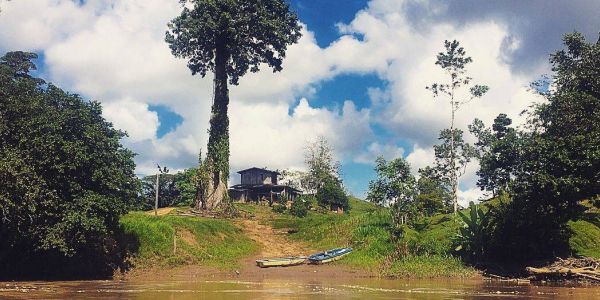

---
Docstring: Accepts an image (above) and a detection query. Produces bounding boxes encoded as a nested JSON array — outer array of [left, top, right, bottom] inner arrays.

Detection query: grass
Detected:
[[268, 197, 475, 277], [120, 212, 259, 270], [568, 215, 600, 259], [384, 255, 475, 278], [120, 197, 598, 278]]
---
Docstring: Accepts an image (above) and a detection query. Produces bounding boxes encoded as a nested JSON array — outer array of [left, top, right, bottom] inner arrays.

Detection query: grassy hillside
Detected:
[[268, 197, 475, 278], [120, 212, 259, 270], [568, 208, 600, 259], [118, 197, 599, 278]]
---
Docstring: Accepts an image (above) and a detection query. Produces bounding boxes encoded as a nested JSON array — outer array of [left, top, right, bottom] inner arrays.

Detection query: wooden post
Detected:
[[173, 230, 177, 254], [155, 172, 160, 216]]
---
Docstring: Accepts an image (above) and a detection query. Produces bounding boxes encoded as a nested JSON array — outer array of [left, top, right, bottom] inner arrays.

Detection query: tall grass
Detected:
[[568, 219, 600, 259], [383, 255, 475, 278], [120, 212, 259, 269]]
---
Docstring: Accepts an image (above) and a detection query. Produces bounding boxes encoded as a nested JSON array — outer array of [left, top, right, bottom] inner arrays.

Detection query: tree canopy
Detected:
[[0, 51, 140, 278], [166, 0, 302, 85], [488, 32, 600, 262], [367, 156, 417, 224], [304, 137, 341, 194], [469, 114, 520, 196]]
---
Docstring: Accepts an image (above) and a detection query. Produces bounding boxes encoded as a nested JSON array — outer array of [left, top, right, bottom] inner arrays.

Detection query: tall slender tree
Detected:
[[433, 128, 476, 210], [427, 40, 489, 212], [166, 0, 301, 210]]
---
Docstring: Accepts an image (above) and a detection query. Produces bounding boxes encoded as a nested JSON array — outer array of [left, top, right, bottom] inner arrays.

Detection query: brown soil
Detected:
[[177, 229, 198, 246], [145, 207, 176, 216], [235, 218, 309, 257]]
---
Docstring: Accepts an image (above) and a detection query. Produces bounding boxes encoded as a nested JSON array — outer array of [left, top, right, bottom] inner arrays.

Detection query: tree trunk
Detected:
[[195, 36, 230, 210], [450, 85, 458, 213]]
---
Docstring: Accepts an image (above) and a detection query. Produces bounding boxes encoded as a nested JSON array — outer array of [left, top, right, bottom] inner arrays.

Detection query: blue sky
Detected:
[[2, 0, 599, 203]]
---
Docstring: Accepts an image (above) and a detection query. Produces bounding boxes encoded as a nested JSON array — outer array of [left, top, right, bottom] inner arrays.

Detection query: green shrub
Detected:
[[454, 201, 492, 263], [290, 198, 309, 217], [272, 205, 287, 214], [316, 176, 349, 212]]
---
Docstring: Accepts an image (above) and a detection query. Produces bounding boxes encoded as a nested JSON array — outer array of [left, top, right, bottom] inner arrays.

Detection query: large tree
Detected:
[[0, 52, 140, 278], [427, 40, 489, 212], [166, 0, 301, 210], [303, 137, 341, 194], [490, 32, 600, 261], [415, 166, 452, 216]]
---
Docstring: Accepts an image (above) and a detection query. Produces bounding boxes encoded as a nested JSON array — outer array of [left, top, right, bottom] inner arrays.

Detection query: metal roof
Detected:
[[237, 167, 281, 175]]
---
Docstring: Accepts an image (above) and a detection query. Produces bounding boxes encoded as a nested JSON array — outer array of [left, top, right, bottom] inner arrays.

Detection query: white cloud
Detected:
[[103, 99, 159, 142], [354, 142, 405, 165], [406, 145, 435, 175], [458, 187, 487, 208], [231, 98, 372, 172]]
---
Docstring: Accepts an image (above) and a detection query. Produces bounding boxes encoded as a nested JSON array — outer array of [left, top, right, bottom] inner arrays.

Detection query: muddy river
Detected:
[[1, 278, 599, 299]]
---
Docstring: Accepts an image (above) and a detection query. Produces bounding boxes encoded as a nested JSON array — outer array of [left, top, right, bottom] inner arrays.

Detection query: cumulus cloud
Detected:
[[0, 0, 375, 179], [405, 145, 435, 175], [354, 142, 405, 165], [103, 99, 159, 142], [400, 0, 600, 74], [339, 7, 546, 147]]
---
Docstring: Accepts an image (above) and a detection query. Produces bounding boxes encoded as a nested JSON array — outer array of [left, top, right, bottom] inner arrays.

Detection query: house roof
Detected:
[[237, 167, 281, 175]]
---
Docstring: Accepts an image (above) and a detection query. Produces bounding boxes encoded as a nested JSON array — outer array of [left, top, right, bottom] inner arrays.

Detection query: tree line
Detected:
[[366, 32, 600, 264]]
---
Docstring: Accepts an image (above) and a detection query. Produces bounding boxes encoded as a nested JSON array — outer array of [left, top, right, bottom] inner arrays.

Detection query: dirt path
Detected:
[[235, 218, 309, 257], [145, 207, 175, 216], [126, 207, 373, 281]]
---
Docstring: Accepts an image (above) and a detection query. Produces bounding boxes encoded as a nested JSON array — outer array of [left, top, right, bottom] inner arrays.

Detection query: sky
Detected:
[[1, 0, 599, 204]]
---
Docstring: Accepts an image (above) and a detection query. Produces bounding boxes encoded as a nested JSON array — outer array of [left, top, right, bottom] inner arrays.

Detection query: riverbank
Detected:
[[119, 198, 599, 282], [120, 199, 475, 280]]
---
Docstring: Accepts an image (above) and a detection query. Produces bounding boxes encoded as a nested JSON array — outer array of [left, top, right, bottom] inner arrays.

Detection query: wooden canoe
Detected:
[[308, 248, 352, 264], [256, 256, 307, 268]]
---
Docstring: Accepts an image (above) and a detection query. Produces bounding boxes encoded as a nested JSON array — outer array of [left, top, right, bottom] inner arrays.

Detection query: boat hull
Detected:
[[308, 248, 353, 264], [256, 257, 307, 268]]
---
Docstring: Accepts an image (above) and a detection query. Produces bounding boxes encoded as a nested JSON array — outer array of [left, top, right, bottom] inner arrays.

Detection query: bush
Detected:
[[272, 205, 287, 214], [316, 176, 350, 212], [454, 202, 492, 263], [290, 198, 309, 218]]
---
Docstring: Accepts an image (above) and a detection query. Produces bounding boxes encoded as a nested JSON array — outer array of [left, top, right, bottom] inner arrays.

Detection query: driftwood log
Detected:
[[526, 257, 600, 282]]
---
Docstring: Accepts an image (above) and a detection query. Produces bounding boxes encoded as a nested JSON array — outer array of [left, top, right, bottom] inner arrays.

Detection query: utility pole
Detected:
[[155, 164, 169, 216], [155, 171, 160, 216]]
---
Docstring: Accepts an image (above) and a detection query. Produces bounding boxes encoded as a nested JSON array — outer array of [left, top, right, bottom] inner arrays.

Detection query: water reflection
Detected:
[[1, 278, 599, 299]]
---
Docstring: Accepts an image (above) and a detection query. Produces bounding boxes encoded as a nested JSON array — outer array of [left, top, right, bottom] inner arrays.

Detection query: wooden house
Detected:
[[229, 167, 302, 204]]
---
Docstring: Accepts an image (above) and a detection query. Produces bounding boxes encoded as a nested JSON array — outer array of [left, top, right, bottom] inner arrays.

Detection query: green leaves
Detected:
[[367, 156, 418, 226], [486, 32, 600, 262], [454, 202, 491, 262], [316, 175, 349, 212], [433, 129, 476, 183], [0, 52, 140, 276], [166, 0, 302, 85], [469, 114, 520, 196]]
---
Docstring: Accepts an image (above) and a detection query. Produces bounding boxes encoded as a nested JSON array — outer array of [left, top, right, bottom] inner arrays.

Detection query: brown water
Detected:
[[1, 278, 599, 299]]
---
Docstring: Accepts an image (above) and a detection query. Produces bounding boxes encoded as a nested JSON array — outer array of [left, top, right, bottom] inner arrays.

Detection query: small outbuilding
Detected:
[[229, 167, 302, 205]]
